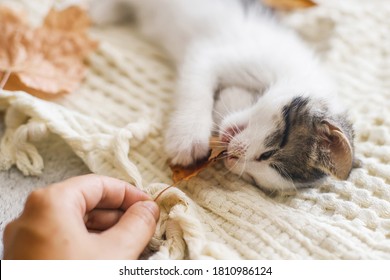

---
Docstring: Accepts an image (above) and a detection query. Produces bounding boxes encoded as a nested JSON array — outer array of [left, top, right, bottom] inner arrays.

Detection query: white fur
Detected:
[[91, 0, 344, 191]]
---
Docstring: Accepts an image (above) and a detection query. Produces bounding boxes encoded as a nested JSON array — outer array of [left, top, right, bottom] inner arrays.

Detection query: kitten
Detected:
[[91, 0, 355, 192]]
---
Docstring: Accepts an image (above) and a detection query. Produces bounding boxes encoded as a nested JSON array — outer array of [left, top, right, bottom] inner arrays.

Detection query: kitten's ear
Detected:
[[317, 120, 353, 180]]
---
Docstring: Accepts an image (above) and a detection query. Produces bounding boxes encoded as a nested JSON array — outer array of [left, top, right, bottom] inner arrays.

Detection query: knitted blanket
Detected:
[[1, 0, 390, 259]]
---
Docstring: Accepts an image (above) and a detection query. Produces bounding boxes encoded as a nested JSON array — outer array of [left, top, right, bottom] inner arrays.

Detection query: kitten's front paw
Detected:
[[165, 130, 210, 166]]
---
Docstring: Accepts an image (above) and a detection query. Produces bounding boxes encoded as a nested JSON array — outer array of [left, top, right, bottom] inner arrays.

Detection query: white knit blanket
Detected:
[[1, 0, 390, 259]]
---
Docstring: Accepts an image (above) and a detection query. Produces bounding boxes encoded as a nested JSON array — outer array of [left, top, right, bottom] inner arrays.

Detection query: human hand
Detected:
[[3, 174, 159, 259]]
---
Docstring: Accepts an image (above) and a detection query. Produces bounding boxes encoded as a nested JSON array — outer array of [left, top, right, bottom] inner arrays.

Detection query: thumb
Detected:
[[100, 200, 159, 259]]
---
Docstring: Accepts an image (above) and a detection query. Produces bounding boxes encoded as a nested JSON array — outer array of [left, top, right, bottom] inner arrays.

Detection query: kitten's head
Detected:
[[218, 91, 354, 193]]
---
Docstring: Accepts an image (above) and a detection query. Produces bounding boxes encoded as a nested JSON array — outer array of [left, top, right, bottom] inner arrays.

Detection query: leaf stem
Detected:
[[154, 183, 178, 202], [0, 70, 11, 90]]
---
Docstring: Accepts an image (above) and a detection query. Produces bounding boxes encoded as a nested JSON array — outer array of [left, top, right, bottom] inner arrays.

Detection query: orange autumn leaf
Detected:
[[0, 5, 28, 25], [170, 137, 227, 183], [262, 0, 316, 10], [43, 5, 92, 32], [0, 6, 98, 98]]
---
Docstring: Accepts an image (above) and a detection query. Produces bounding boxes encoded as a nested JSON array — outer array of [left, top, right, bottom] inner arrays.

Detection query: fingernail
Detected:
[[141, 200, 160, 221]]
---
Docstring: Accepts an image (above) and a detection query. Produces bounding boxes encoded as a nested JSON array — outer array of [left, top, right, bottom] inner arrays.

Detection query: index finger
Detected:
[[49, 174, 151, 215]]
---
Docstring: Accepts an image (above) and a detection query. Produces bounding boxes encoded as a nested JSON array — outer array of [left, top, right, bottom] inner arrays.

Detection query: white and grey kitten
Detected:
[[91, 0, 355, 192]]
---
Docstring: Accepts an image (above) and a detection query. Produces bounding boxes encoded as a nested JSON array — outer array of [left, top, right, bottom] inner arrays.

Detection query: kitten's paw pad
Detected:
[[166, 138, 210, 167]]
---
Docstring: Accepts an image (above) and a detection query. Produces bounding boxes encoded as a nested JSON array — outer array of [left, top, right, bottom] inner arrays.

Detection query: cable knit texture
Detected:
[[1, 0, 390, 259]]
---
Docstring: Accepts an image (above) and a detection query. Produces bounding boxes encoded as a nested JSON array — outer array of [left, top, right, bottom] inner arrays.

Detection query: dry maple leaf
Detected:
[[0, 7, 30, 71], [0, 5, 97, 98], [44, 5, 91, 32], [261, 0, 316, 10], [0, 5, 28, 25], [169, 137, 227, 183], [156, 137, 226, 201]]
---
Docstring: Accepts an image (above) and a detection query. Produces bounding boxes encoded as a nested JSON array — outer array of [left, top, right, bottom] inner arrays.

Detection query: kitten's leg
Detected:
[[165, 59, 216, 166], [166, 45, 267, 166]]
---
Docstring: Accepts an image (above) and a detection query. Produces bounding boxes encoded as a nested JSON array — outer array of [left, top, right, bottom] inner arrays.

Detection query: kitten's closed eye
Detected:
[[257, 150, 277, 161]]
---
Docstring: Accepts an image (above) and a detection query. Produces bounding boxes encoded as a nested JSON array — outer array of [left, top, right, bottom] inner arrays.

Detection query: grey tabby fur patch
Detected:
[[262, 96, 354, 186]]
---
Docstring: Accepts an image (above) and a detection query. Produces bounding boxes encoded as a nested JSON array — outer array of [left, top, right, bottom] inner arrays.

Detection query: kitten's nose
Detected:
[[229, 144, 247, 159], [221, 125, 246, 144]]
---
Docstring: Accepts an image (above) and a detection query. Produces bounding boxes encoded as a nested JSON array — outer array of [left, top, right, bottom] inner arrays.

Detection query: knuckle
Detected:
[[25, 189, 47, 206], [3, 220, 15, 239], [24, 187, 57, 211]]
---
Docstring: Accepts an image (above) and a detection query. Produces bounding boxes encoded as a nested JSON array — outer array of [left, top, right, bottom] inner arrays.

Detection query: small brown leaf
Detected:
[[0, 6, 28, 26], [43, 6, 92, 32], [0, 5, 98, 98], [262, 0, 316, 10], [170, 137, 227, 183]]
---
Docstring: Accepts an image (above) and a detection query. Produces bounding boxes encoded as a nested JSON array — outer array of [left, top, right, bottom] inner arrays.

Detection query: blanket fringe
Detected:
[[0, 90, 151, 188], [0, 106, 47, 175]]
